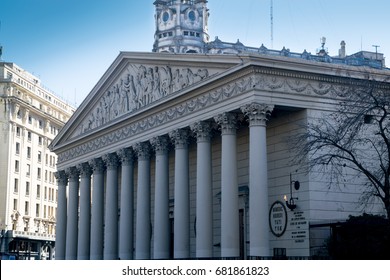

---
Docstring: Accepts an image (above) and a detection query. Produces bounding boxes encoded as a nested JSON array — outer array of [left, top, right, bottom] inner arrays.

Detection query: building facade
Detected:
[[50, 0, 389, 260], [0, 62, 75, 259]]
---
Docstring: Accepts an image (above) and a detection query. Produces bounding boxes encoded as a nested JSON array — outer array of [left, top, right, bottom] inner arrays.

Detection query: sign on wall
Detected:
[[269, 201, 288, 237]]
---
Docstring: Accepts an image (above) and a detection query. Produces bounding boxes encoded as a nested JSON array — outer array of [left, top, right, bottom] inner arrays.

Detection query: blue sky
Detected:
[[1, 0, 389, 107]]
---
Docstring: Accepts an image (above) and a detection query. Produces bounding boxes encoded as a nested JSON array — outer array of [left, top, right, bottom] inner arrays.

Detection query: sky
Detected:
[[1, 0, 389, 107]]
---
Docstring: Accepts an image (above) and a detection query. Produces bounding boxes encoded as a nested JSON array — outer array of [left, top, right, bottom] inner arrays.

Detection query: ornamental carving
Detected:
[[150, 135, 170, 155], [191, 121, 213, 142], [54, 171, 68, 186], [241, 103, 274, 126], [169, 128, 190, 148], [77, 162, 92, 178], [214, 112, 238, 134], [117, 148, 135, 165], [102, 153, 120, 170], [65, 166, 79, 182], [134, 142, 152, 160], [77, 64, 209, 136], [89, 158, 105, 173]]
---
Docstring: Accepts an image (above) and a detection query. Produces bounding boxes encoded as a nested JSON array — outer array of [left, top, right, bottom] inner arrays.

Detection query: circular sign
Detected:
[[269, 201, 288, 237]]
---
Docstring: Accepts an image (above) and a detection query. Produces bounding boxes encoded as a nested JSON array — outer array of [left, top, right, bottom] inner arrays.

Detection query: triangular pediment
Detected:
[[51, 52, 242, 151]]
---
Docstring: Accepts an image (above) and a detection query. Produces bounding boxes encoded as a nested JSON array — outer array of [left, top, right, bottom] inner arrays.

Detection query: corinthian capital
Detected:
[[54, 170, 68, 186], [134, 142, 152, 160], [89, 158, 105, 174], [117, 148, 135, 165], [150, 135, 170, 155], [169, 128, 190, 149], [190, 121, 213, 142], [102, 153, 120, 170], [214, 112, 237, 134], [77, 162, 92, 178], [240, 103, 274, 126], [65, 166, 79, 182]]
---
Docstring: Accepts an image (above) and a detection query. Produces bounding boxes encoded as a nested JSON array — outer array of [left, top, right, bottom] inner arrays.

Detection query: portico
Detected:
[[54, 103, 273, 259], [51, 50, 359, 259]]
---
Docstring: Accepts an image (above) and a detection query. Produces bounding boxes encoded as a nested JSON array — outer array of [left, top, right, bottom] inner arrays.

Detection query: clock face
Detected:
[[188, 11, 196, 21], [162, 12, 169, 22]]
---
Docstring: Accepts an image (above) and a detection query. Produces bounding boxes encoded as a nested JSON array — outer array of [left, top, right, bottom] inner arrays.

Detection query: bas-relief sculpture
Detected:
[[78, 64, 209, 135], [60, 70, 360, 164]]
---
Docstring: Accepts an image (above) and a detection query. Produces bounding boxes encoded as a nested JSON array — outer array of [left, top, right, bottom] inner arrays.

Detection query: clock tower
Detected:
[[153, 0, 209, 53]]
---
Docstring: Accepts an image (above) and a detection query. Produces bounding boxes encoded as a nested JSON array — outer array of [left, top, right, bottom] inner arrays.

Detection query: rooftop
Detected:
[[206, 37, 387, 70]]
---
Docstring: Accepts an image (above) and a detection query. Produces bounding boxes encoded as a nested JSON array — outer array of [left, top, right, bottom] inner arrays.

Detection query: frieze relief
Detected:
[[59, 69, 370, 164], [76, 64, 210, 136]]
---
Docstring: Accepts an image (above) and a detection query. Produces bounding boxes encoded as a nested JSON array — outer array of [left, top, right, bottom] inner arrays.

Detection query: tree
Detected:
[[293, 76, 390, 219], [327, 214, 390, 259]]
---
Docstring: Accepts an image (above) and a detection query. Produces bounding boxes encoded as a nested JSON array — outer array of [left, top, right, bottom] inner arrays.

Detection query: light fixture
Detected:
[[284, 173, 300, 211]]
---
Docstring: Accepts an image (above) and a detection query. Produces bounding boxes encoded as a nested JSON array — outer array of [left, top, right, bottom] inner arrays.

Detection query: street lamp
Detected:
[[284, 173, 300, 211]]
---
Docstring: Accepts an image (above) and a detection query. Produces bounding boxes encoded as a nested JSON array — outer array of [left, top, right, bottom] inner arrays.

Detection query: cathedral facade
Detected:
[[50, 0, 389, 260]]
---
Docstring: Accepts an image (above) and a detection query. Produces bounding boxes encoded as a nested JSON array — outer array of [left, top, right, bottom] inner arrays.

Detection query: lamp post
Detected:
[[284, 173, 300, 211]]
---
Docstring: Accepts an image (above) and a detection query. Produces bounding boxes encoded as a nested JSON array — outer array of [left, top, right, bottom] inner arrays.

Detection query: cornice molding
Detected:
[[56, 67, 390, 165]]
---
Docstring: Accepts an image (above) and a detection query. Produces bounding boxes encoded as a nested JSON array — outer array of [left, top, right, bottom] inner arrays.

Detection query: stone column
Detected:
[[150, 135, 170, 259], [77, 162, 92, 260], [102, 153, 120, 260], [241, 103, 273, 257], [134, 142, 151, 259], [117, 148, 135, 260], [54, 170, 68, 260], [65, 166, 79, 260], [214, 112, 239, 258], [191, 121, 213, 258], [89, 158, 105, 260], [169, 128, 190, 259]]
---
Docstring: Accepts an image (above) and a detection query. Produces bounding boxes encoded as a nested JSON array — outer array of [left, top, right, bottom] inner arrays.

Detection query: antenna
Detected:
[[0, 21, 3, 61], [372, 45, 380, 60], [270, 0, 274, 48]]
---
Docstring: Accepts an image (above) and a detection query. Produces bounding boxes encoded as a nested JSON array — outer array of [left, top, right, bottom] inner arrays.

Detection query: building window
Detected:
[[26, 182, 30, 196], [28, 115, 32, 124], [44, 186, 47, 200], [13, 199, 18, 211], [25, 201, 29, 215], [38, 120, 43, 129], [27, 147, 31, 159], [15, 142, 20, 155], [15, 160, 19, 172], [38, 151, 42, 163], [27, 131, 32, 142], [26, 164, 30, 176], [14, 178, 19, 193], [36, 204, 40, 217], [37, 167, 41, 179], [16, 126, 21, 137], [38, 136, 42, 146], [37, 184, 41, 199]]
